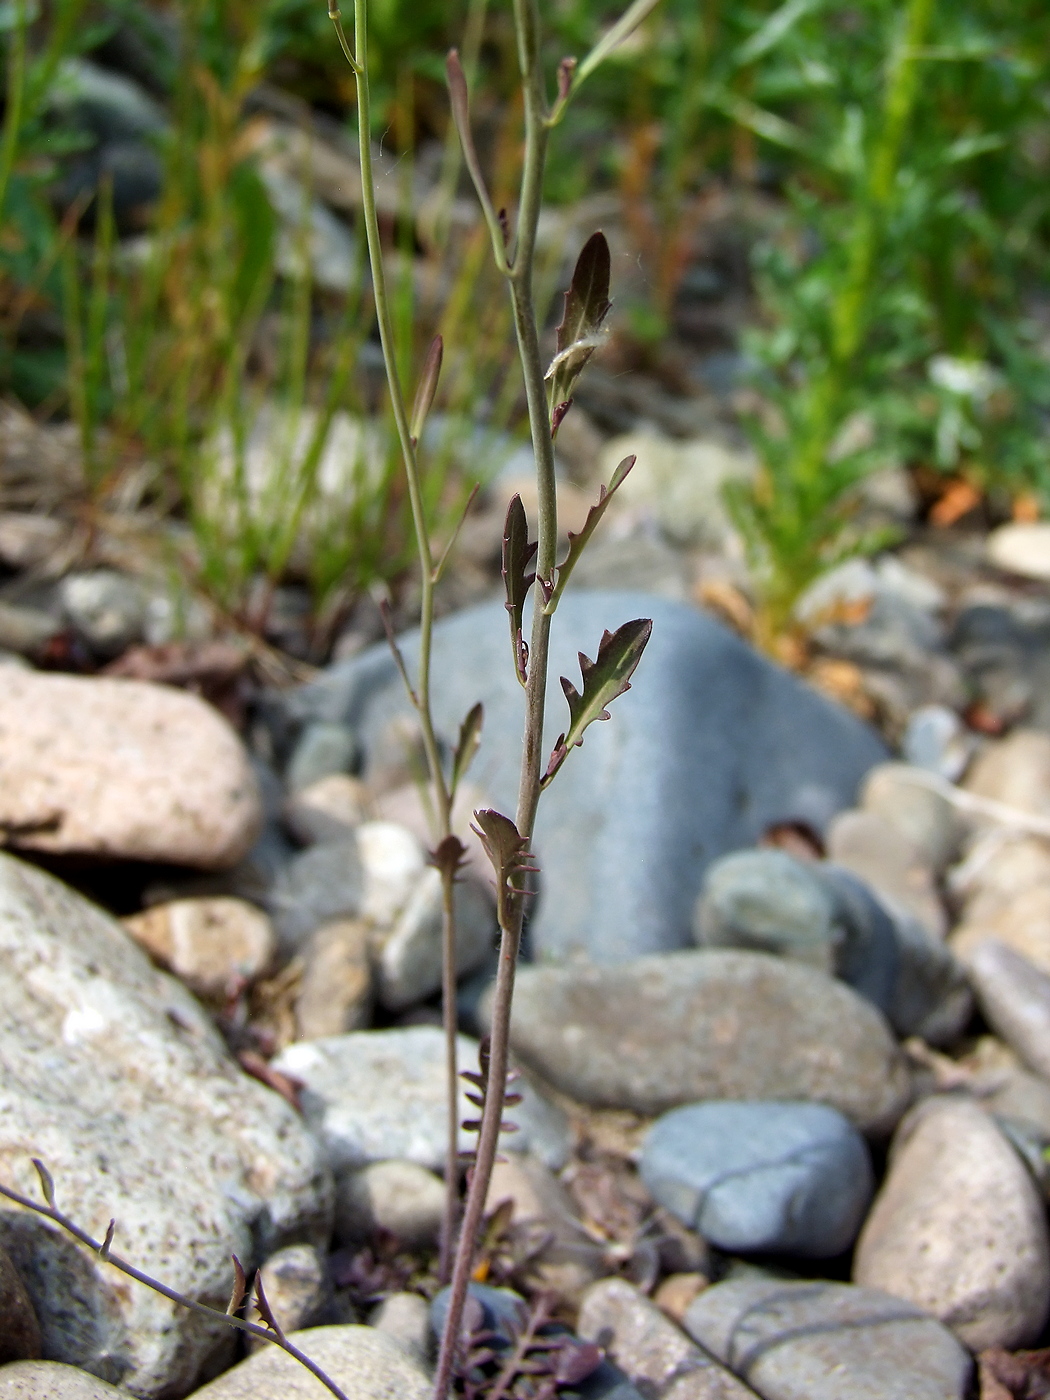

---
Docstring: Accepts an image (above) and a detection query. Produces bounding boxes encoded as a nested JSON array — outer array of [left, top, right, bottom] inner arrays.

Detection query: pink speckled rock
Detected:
[[0, 671, 261, 868]]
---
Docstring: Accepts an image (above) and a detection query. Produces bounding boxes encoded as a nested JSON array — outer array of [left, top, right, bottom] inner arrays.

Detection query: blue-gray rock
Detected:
[[279, 594, 886, 963], [267, 840, 363, 956], [640, 1101, 873, 1258], [493, 951, 911, 1134], [695, 852, 970, 1045], [285, 720, 359, 792], [683, 1277, 972, 1400]]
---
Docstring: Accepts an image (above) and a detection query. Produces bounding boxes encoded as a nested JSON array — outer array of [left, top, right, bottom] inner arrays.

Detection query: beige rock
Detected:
[[826, 809, 946, 937], [954, 832, 1050, 907], [248, 1246, 330, 1353], [861, 762, 961, 873], [952, 883, 1050, 976], [653, 1274, 710, 1325], [578, 1277, 757, 1400], [854, 1095, 1050, 1348], [987, 522, 1050, 580], [964, 728, 1050, 818], [187, 1325, 431, 1399], [0, 853, 332, 1398], [963, 940, 1050, 1082], [0, 1362, 124, 1398], [0, 1243, 40, 1364], [357, 821, 427, 927], [295, 919, 372, 1039], [484, 1155, 605, 1304], [0, 511, 68, 570], [122, 897, 275, 1000], [371, 781, 491, 882], [0, 672, 261, 868], [367, 1293, 431, 1368], [284, 774, 370, 845], [334, 1160, 445, 1249]]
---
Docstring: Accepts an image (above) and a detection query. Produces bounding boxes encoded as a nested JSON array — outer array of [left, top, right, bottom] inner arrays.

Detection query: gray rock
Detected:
[[497, 951, 911, 1133], [59, 570, 146, 658], [285, 721, 359, 792], [854, 1095, 1050, 1349], [334, 1160, 445, 1249], [965, 940, 1050, 1081], [376, 868, 495, 1011], [578, 1278, 758, 1400], [273, 1027, 571, 1173], [0, 854, 331, 1398], [0, 1362, 125, 1398], [187, 1325, 431, 1399], [268, 840, 364, 956], [249, 1245, 330, 1352], [695, 851, 970, 1045], [694, 851, 841, 974], [640, 1102, 873, 1258], [683, 1277, 972, 1400], [0, 600, 60, 658], [368, 1293, 431, 1368], [902, 706, 974, 782], [0, 1243, 40, 1363], [280, 594, 886, 964]]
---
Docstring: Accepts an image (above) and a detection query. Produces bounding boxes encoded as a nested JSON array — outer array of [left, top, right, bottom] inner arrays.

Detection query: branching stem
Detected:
[[0, 1175, 350, 1400]]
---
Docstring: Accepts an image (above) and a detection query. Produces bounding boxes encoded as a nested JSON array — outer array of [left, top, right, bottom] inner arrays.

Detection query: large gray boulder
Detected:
[[280, 594, 886, 962], [0, 855, 332, 1398]]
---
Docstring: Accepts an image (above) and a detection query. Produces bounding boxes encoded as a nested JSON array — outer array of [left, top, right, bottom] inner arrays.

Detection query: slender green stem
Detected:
[[0, 0, 27, 233], [332, 0, 462, 1280]]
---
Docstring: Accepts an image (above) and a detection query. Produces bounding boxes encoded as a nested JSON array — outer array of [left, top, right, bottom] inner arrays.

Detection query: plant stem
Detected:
[[0, 1177, 350, 1400], [331, 0, 462, 1280], [431, 3, 558, 1394]]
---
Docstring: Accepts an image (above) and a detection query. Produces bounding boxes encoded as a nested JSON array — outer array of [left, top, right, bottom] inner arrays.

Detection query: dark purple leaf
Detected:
[[544, 617, 652, 784], [501, 495, 536, 686]]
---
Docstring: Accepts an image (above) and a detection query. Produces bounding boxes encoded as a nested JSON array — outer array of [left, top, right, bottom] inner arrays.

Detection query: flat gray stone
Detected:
[[273, 1026, 571, 1172], [683, 1277, 972, 1400], [578, 1277, 759, 1399], [0, 854, 331, 1398], [280, 594, 885, 963], [640, 1102, 873, 1257], [497, 951, 911, 1133]]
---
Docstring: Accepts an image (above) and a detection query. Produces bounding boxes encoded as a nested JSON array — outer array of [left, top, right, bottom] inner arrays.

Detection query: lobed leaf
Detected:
[[501, 495, 537, 686], [543, 618, 652, 785], [546, 232, 611, 415], [471, 808, 538, 929], [545, 454, 636, 613]]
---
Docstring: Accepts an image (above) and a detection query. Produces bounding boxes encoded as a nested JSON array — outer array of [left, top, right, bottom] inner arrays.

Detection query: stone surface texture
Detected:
[[374, 867, 495, 1010], [854, 1095, 1050, 1349], [186, 1325, 431, 1400], [273, 1027, 571, 1172], [498, 951, 910, 1133], [122, 896, 275, 1000], [283, 773, 369, 846], [0, 854, 332, 1398], [295, 919, 373, 1039], [334, 1160, 445, 1248], [577, 1278, 758, 1400], [248, 1245, 331, 1351], [683, 1277, 972, 1400], [0, 672, 261, 867], [0, 1362, 126, 1398], [859, 763, 961, 873], [964, 939, 1050, 1081], [640, 1101, 873, 1257], [281, 594, 886, 964], [825, 808, 946, 937]]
